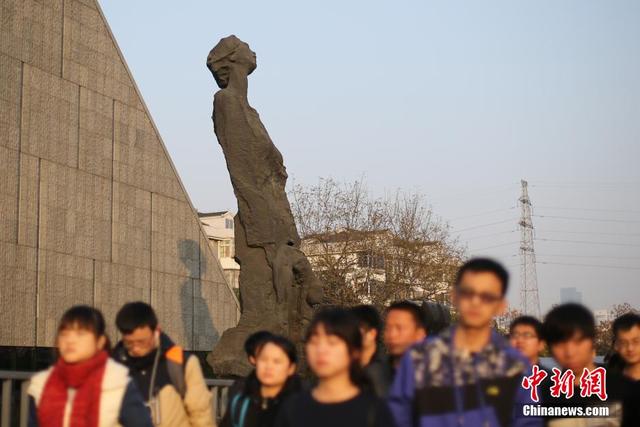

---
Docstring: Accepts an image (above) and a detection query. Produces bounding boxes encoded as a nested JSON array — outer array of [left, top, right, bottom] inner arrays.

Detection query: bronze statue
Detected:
[[206, 35, 323, 376]]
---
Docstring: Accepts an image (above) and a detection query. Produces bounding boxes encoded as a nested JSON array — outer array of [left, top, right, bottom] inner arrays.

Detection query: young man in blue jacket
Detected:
[[388, 258, 542, 427]]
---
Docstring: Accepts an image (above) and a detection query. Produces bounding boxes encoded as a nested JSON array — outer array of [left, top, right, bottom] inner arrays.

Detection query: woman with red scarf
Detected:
[[28, 306, 152, 427]]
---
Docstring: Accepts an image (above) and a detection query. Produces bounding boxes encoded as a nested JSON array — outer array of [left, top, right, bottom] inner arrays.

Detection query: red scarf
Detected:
[[38, 351, 109, 427]]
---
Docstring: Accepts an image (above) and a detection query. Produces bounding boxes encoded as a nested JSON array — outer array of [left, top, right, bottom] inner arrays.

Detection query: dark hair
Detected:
[[350, 305, 382, 332], [255, 334, 298, 365], [509, 315, 543, 339], [115, 302, 158, 334], [543, 303, 595, 346], [455, 258, 509, 295], [305, 307, 371, 389], [244, 330, 274, 358], [58, 305, 110, 351], [612, 312, 640, 337], [385, 301, 427, 331]]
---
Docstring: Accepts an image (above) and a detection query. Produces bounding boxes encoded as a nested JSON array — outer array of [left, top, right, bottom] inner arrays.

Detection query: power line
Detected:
[[530, 181, 640, 188], [537, 253, 640, 261], [534, 215, 640, 224], [536, 206, 640, 215], [537, 261, 640, 271], [537, 229, 640, 238], [536, 238, 640, 248], [430, 184, 519, 202], [469, 241, 519, 252], [449, 207, 516, 222], [451, 219, 516, 233], [464, 230, 517, 241]]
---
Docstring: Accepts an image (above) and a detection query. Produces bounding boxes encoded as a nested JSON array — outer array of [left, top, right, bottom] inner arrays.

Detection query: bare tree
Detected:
[[289, 178, 463, 309], [595, 303, 638, 356]]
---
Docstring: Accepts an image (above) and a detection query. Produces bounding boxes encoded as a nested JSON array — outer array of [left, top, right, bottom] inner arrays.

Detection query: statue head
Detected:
[[207, 35, 257, 88]]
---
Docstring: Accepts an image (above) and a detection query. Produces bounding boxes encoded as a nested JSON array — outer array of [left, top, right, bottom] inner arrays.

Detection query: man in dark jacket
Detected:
[[540, 303, 640, 427], [388, 258, 541, 427], [350, 305, 393, 397], [112, 302, 214, 427], [612, 312, 640, 382], [383, 300, 428, 378]]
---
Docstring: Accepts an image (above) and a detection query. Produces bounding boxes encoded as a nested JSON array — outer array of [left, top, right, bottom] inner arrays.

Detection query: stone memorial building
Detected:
[[0, 0, 240, 359]]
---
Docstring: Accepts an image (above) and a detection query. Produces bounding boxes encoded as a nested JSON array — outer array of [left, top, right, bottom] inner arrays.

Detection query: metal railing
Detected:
[[206, 377, 234, 425], [0, 370, 233, 427]]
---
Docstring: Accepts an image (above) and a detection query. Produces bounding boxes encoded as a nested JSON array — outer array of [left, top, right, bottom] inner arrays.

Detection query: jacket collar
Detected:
[[437, 325, 507, 359]]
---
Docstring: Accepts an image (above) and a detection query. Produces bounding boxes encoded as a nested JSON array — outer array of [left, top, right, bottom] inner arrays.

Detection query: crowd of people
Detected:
[[25, 258, 640, 427]]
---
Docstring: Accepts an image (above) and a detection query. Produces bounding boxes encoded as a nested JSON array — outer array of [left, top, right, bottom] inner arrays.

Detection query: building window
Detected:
[[225, 218, 234, 229], [219, 239, 233, 258], [357, 251, 385, 269]]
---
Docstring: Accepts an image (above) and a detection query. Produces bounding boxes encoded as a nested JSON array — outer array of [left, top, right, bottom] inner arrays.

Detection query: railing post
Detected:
[[219, 385, 228, 422], [1, 379, 12, 427], [211, 386, 218, 424], [20, 380, 29, 427]]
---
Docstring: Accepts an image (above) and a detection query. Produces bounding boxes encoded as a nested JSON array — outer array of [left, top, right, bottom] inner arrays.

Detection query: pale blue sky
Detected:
[[100, 0, 640, 314]]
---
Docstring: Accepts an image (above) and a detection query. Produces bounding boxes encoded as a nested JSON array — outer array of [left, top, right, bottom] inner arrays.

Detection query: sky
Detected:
[[100, 0, 640, 315]]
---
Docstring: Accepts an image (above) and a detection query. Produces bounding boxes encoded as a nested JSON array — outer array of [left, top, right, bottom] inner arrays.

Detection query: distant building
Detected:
[[199, 211, 240, 291], [560, 287, 583, 304], [594, 309, 611, 325], [301, 229, 458, 305]]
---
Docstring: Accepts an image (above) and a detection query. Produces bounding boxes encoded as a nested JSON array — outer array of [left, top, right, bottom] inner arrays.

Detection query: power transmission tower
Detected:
[[519, 179, 541, 317]]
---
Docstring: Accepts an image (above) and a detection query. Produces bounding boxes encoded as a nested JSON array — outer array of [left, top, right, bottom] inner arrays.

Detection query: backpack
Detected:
[[229, 393, 251, 427], [165, 345, 187, 399]]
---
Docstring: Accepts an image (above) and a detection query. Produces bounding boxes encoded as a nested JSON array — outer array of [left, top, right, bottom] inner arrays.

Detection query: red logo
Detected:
[[549, 367, 575, 399], [522, 365, 609, 402], [579, 366, 608, 401], [521, 365, 548, 402]]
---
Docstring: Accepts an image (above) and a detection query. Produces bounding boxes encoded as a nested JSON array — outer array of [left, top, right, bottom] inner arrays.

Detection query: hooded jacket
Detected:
[[388, 327, 543, 427], [112, 333, 214, 427]]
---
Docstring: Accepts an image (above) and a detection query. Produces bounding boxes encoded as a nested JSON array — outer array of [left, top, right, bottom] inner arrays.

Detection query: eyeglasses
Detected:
[[510, 332, 538, 340], [615, 338, 640, 350], [122, 334, 155, 350], [456, 287, 503, 304]]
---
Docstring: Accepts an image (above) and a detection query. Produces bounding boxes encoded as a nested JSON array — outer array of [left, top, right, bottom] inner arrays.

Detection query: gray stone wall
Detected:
[[0, 0, 239, 350]]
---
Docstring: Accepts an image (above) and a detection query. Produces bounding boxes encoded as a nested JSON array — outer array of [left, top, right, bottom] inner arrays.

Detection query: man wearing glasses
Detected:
[[509, 316, 547, 369], [612, 313, 640, 382], [388, 258, 541, 427], [112, 302, 214, 427]]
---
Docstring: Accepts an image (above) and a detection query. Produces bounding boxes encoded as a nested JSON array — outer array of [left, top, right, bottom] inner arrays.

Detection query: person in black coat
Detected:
[[221, 335, 301, 427], [275, 308, 396, 427], [349, 305, 393, 398]]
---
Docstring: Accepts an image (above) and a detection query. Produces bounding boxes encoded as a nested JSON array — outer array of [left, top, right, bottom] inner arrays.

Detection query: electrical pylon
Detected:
[[519, 179, 541, 317]]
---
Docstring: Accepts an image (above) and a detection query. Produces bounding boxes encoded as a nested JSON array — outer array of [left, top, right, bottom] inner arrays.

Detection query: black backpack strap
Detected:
[[367, 399, 376, 427]]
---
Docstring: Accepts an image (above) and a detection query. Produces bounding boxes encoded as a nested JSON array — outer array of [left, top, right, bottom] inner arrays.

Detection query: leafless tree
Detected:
[[289, 178, 463, 309], [595, 303, 638, 356]]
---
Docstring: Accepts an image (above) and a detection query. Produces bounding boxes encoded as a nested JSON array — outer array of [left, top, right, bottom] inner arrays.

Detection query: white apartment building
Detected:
[[199, 211, 240, 291], [301, 229, 456, 304]]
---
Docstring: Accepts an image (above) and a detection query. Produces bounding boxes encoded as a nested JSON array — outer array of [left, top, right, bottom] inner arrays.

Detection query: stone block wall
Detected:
[[0, 0, 239, 350]]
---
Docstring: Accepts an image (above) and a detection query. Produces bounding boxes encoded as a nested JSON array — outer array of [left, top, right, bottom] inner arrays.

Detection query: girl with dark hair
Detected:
[[221, 335, 301, 427], [275, 308, 396, 427], [27, 305, 152, 427]]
